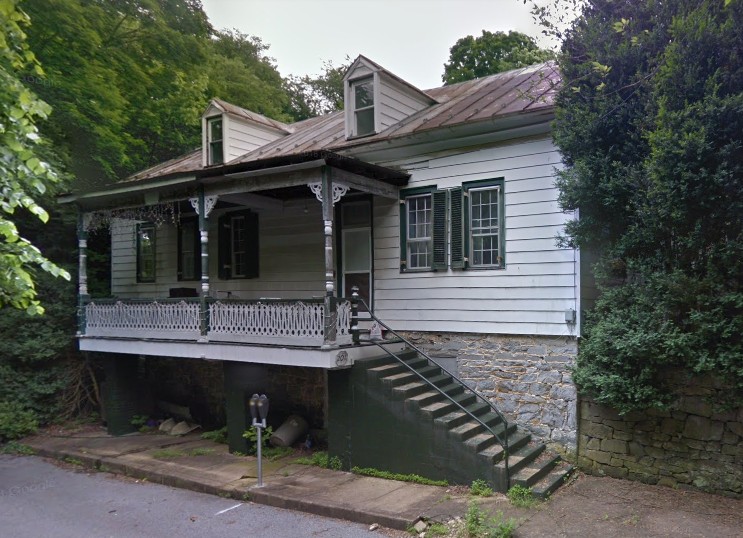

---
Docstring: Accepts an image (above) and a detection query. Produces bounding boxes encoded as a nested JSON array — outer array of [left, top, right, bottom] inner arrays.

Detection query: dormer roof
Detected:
[[343, 55, 438, 106], [206, 98, 293, 135]]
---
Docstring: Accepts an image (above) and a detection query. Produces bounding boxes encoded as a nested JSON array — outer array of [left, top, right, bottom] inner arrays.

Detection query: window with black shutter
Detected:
[[177, 216, 201, 281], [399, 186, 446, 272], [451, 178, 505, 270]]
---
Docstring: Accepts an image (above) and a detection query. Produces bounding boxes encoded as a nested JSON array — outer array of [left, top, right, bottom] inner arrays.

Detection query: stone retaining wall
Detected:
[[579, 376, 743, 497], [402, 332, 578, 454]]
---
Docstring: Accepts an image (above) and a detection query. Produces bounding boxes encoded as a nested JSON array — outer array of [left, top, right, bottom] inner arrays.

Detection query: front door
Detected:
[[339, 199, 372, 309]]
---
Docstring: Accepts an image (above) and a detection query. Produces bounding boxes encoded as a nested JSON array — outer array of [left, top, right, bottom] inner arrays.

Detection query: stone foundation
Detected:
[[402, 332, 578, 453], [579, 376, 743, 497]]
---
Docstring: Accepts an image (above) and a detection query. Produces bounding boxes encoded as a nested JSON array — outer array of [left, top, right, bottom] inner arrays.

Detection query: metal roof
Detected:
[[120, 62, 558, 184], [211, 98, 292, 134]]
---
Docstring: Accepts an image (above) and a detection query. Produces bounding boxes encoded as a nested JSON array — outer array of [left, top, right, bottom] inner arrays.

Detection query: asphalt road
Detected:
[[0, 455, 383, 538]]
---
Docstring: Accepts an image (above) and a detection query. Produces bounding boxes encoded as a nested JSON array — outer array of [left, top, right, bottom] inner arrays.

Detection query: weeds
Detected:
[[151, 448, 185, 459], [189, 447, 214, 457], [427, 522, 449, 536], [201, 427, 228, 444], [507, 485, 537, 508], [470, 479, 493, 497], [350, 466, 448, 486], [0, 441, 35, 455], [293, 451, 342, 470], [463, 501, 516, 538]]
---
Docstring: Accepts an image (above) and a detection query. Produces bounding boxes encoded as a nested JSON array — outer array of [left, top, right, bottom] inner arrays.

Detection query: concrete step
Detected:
[[495, 442, 545, 476], [511, 453, 561, 489], [530, 461, 575, 498], [392, 380, 429, 399], [477, 430, 528, 464], [406, 390, 444, 409]]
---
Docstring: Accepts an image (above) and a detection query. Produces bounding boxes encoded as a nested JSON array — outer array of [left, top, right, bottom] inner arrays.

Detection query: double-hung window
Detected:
[[207, 116, 223, 165], [351, 77, 375, 137], [400, 188, 447, 271], [136, 223, 156, 282], [177, 217, 200, 281], [468, 185, 502, 268], [217, 210, 259, 279]]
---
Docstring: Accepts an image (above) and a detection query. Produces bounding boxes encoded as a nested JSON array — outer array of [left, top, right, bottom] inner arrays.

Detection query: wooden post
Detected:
[[77, 211, 90, 336], [321, 167, 337, 348], [351, 285, 360, 345], [198, 188, 210, 338]]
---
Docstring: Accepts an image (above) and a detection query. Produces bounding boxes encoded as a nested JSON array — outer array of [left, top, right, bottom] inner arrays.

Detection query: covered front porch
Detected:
[[67, 152, 408, 368]]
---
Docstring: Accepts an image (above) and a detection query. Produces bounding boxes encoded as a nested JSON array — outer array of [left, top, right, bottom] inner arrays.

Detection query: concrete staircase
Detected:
[[361, 348, 574, 497]]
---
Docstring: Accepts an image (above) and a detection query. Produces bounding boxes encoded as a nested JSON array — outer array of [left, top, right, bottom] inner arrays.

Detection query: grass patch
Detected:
[[201, 427, 228, 444], [350, 466, 448, 487], [64, 457, 84, 467], [470, 479, 493, 497], [506, 485, 538, 508], [293, 451, 341, 469], [0, 441, 36, 455], [427, 522, 449, 536], [189, 447, 214, 456], [463, 501, 517, 538], [263, 446, 293, 461], [151, 448, 186, 459]]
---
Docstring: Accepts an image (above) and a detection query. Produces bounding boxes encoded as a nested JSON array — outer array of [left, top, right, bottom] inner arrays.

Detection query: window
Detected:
[[399, 179, 505, 272], [177, 217, 200, 281], [400, 188, 446, 272], [351, 77, 375, 136], [136, 223, 156, 282], [207, 116, 223, 165], [451, 178, 505, 269], [217, 210, 259, 279]]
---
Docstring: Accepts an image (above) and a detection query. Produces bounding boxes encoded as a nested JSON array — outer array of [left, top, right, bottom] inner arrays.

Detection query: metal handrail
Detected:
[[350, 289, 510, 483]]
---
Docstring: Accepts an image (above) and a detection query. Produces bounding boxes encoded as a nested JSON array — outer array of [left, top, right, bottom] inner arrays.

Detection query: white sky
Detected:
[[200, 0, 549, 90]]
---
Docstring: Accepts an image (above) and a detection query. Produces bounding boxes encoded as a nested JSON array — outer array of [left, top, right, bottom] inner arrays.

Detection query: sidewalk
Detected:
[[21, 428, 743, 536]]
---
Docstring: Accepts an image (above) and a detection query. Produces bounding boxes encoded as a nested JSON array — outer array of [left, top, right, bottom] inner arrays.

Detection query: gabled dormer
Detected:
[[202, 99, 291, 167], [343, 55, 437, 140]]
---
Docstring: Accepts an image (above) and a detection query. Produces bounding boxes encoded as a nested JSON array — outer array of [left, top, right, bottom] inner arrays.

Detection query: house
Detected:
[[61, 56, 580, 494]]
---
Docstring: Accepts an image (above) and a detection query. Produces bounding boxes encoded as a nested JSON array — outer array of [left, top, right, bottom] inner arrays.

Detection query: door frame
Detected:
[[336, 196, 374, 308]]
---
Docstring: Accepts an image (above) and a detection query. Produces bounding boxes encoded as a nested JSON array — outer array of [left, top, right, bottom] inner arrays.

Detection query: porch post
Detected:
[[321, 167, 337, 348], [198, 188, 210, 338], [77, 211, 90, 336]]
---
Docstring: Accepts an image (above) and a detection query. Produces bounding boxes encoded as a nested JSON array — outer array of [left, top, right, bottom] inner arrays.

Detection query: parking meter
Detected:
[[249, 393, 269, 487]]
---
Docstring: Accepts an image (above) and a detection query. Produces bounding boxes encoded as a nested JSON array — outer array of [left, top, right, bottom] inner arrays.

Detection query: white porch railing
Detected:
[[83, 298, 352, 346], [85, 299, 201, 339]]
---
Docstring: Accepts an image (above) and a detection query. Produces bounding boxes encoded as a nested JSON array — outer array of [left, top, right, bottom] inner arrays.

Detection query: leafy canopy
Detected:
[[0, 0, 70, 315], [442, 30, 553, 85], [554, 0, 743, 412]]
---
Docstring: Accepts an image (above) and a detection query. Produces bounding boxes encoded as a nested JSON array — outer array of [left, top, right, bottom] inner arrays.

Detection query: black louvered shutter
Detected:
[[245, 211, 259, 278], [432, 190, 447, 270], [217, 213, 231, 279], [450, 187, 465, 269]]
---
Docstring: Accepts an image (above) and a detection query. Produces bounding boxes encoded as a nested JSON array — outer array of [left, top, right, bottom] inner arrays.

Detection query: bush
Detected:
[[470, 479, 494, 497], [0, 401, 39, 441], [507, 485, 536, 508]]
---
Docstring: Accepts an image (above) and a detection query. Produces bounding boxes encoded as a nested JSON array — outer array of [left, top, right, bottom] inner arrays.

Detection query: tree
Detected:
[[442, 30, 553, 85], [284, 59, 348, 121], [553, 0, 743, 412], [0, 0, 70, 314]]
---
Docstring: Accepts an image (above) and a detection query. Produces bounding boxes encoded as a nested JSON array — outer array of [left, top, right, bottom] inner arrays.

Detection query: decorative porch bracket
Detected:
[[307, 181, 349, 205]]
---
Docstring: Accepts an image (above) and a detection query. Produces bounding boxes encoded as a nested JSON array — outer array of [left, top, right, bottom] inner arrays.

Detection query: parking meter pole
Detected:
[[256, 422, 263, 487]]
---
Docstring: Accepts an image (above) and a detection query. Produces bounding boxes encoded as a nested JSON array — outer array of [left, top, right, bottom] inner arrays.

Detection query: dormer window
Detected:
[[207, 116, 223, 165], [352, 77, 375, 136]]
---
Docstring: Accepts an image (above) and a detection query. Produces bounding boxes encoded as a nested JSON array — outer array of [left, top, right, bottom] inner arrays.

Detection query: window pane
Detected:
[[406, 194, 432, 269], [232, 216, 246, 277], [343, 229, 371, 272], [209, 118, 222, 141], [470, 187, 500, 267], [354, 80, 374, 108], [210, 141, 223, 165], [180, 220, 197, 280], [355, 108, 374, 136]]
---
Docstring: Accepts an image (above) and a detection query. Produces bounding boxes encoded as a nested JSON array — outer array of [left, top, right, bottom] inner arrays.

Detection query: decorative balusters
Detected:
[[85, 300, 201, 338], [336, 300, 352, 344], [209, 301, 325, 341]]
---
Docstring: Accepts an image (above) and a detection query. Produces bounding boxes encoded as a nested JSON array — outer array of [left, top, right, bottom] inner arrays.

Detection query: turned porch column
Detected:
[[191, 189, 218, 338], [77, 211, 90, 336], [321, 167, 337, 348]]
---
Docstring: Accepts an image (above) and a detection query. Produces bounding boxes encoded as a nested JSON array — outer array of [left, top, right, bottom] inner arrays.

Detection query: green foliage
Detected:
[[263, 446, 293, 461], [0, 440, 36, 455], [0, 0, 71, 314], [0, 401, 38, 441], [426, 522, 449, 536], [507, 485, 536, 508], [555, 0, 743, 411], [294, 450, 341, 469], [151, 448, 185, 459], [284, 58, 348, 120], [442, 30, 553, 85], [463, 502, 516, 538], [201, 426, 228, 444], [470, 479, 494, 497], [241, 425, 273, 456], [350, 466, 448, 486]]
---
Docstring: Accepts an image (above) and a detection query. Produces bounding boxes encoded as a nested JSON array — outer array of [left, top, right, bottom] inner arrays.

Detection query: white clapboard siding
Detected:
[[378, 75, 430, 131], [372, 137, 580, 337], [225, 118, 285, 162]]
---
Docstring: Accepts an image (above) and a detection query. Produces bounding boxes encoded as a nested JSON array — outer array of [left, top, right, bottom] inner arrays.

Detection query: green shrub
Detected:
[[507, 484, 536, 508], [464, 502, 516, 538], [0, 401, 39, 441], [242, 426, 273, 456]]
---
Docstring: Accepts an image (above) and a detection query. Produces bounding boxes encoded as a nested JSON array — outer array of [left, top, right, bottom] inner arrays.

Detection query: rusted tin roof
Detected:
[[121, 62, 558, 183], [212, 98, 292, 134]]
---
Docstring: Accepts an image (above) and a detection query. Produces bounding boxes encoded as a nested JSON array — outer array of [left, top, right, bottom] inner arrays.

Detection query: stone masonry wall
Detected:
[[402, 332, 578, 454], [579, 375, 743, 497]]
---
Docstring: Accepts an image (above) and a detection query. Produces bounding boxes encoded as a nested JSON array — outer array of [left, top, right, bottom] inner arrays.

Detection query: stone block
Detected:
[[537, 370, 562, 384], [601, 439, 628, 454], [727, 421, 743, 438], [613, 431, 634, 441], [545, 354, 573, 364], [601, 465, 629, 479], [550, 385, 576, 401], [683, 415, 723, 441], [526, 346, 546, 356], [583, 449, 612, 465], [605, 419, 633, 432], [661, 418, 684, 435], [628, 442, 645, 457], [586, 437, 601, 450], [582, 421, 612, 439]]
